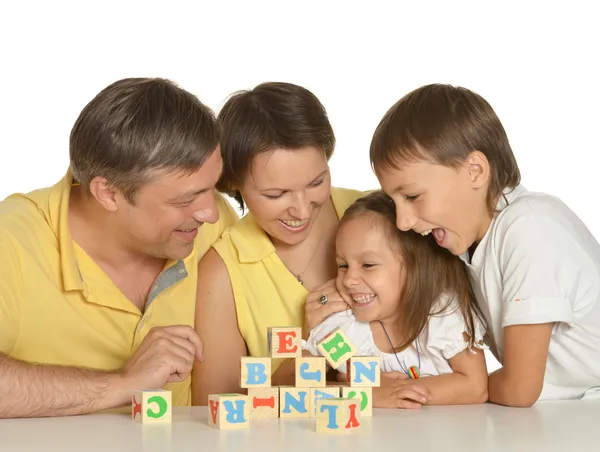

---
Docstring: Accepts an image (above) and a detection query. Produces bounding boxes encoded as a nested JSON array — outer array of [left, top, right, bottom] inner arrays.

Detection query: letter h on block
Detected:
[[316, 327, 357, 369], [316, 398, 361, 434], [208, 394, 249, 430], [132, 389, 171, 423], [267, 327, 302, 358]]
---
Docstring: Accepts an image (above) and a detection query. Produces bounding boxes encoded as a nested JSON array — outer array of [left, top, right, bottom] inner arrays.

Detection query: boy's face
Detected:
[[376, 155, 490, 256]]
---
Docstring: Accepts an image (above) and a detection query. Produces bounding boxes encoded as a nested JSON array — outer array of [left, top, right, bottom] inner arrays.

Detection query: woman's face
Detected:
[[240, 146, 331, 246]]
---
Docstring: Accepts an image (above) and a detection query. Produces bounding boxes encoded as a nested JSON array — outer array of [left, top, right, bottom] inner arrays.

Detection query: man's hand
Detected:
[[121, 325, 204, 389]]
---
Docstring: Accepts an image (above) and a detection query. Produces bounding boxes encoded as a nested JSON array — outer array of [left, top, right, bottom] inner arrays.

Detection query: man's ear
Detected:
[[465, 150, 490, 189], [88, 177, 119, 212]]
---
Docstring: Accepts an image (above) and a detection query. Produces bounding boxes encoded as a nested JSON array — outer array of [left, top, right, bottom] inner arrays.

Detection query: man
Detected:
[[0, 78, 238, 418]]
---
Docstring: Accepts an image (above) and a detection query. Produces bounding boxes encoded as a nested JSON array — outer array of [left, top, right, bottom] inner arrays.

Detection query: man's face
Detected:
[[116, 148, 224, 261]]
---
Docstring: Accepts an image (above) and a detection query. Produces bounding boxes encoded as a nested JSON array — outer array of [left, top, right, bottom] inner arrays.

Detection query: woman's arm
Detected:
[[192, 248, 248, 406]]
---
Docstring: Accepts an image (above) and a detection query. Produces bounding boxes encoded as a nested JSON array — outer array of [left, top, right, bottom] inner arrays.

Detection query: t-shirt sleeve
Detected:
[[194, 192, 239, 262], [497, 212, 585, 328], [425, 297, 487, 360], [0, 238, 22, 354]]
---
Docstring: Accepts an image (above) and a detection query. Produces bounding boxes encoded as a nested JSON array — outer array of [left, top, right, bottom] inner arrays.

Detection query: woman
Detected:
[[192, 82, 363, 404]]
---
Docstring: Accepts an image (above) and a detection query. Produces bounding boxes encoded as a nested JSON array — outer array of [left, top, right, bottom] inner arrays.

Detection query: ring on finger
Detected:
[[318, 294, 328, 305]]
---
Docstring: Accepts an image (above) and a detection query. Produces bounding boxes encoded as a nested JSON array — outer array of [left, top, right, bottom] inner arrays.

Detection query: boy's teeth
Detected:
[[420, 230, 432, 236], [281, 219, 308, 228]]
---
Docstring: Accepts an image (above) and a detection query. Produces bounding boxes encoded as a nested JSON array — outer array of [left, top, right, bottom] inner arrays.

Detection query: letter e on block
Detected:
[[315, 398, 361, 434], [132, 389, 172, 423], [316, 327, 357, 369], [207, 394, 249, 430], [267, 327, 302, 358], [240, 357, 272, 388]]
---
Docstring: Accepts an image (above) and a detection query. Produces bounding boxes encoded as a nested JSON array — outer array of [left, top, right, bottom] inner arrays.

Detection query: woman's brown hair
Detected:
[[370, 83, 521, 214], [340, 190, 485, 351], [216, 81, 335, 212]]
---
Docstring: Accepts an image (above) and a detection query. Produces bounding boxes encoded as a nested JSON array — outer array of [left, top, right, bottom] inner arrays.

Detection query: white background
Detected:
[[2, 1, 599, 372]]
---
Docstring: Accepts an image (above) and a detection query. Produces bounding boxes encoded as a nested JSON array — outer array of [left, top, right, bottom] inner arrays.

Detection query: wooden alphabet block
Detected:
[[208, 394, 249, 429], [279, 386, 310, 418], [240, 357, 272, 388], [315, 398, 361, 434], [309, 386, 340, 417], [267, 327, 302, 358], [341, 386, 373, 417], [346, 356, 381, 387], [316, 327, 357, 369], [295, 356, 326, 388], [248, 387, 279, 419], [132, 389, 172, 423]]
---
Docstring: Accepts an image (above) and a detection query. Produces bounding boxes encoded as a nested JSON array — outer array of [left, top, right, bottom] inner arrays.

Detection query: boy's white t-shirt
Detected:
[[303, 296, 487, 377], [464, 184, 600, 400]]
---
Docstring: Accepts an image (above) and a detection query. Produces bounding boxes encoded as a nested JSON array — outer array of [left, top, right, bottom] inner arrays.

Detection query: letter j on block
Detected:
[[316, 327, 357, 369], [267, 326, 302, 358]]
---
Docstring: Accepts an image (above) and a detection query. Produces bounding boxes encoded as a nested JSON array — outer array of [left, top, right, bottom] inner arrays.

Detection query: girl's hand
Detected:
[[304, 278, 350, 332], [374, 372, 431, 409]]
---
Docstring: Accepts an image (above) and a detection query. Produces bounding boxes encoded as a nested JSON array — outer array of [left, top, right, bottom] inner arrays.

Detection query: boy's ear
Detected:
[[466, 150, 490, 189]]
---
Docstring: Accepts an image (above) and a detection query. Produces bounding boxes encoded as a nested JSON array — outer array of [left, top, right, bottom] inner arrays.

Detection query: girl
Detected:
[[369, 83, 600, 406], [304, 190, 489, 408]]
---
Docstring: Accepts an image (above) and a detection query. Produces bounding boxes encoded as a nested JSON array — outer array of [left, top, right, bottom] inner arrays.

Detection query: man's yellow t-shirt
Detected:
[[0, 171, 238, 406]]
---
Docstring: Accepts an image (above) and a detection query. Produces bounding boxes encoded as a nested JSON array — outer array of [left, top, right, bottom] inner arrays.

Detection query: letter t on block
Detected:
[[316, 327, 357, 369], [267, 326, 302, 358]]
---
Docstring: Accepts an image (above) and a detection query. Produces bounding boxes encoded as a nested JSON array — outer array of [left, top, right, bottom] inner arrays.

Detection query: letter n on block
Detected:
[[240, 357, 272, 388], [208, 394, 249, 429], [248, 387, 279, 419], [279, 387, 310, 418], [295, 356, 326, 388], [132, 389, 171, 423], [315, 398, 361, 434], [267, 327, 302, 358], [316, 327, 357, 369], [346, 356, 381, 387]]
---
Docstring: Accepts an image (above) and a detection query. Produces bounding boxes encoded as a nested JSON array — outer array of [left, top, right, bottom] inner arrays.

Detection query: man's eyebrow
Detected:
[[168, 187, 210, 202], [261, 169, 329, 192]]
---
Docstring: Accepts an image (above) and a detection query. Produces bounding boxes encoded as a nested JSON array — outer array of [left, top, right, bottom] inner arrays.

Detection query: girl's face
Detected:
[[239, 146, 331, 247], [375, 154, 490, 256], [335, 214, 404, 325]]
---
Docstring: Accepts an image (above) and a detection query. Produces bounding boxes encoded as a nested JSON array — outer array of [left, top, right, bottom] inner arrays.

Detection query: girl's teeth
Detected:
[[282, 219, 308, 228], [351, 294, 376, 304], [421, 230, 432, 236]]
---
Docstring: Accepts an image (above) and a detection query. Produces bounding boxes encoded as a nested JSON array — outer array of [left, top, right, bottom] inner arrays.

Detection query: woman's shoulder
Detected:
[[330, 186, 370, 216]]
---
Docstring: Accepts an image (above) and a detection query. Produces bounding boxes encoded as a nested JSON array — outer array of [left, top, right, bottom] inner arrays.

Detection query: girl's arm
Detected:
[[488, 323, 552, 407], [192, 248, 248, 405], [417, 333, 489, 405]]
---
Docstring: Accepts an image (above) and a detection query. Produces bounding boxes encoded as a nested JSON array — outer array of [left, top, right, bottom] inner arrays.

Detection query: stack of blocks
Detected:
[[208, 326, 381, 434]]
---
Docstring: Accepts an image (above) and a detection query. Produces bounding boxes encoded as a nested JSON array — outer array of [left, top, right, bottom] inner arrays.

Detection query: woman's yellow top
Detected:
[[212, 187, 365, 372]]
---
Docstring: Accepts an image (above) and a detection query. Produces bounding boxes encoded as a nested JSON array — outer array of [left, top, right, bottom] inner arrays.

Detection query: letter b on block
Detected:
[[240, 357, 271, 388]]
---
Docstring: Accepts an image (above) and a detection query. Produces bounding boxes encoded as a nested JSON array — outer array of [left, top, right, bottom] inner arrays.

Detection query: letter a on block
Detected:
[[267, 326, 302, 358], [316, 327, 357, 369], [207, 394, 249, 430]]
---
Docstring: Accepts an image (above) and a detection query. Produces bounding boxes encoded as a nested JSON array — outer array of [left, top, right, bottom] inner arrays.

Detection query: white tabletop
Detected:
[[1, 401, 599, 452]]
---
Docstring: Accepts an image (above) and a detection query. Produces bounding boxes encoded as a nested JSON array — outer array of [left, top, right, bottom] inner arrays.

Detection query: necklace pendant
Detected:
[[297, 274, 303, 285], [408, 366, 421, 379]]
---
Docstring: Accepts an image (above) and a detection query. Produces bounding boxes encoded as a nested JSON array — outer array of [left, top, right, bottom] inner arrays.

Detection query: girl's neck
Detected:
[[370, 314, 405, 353]]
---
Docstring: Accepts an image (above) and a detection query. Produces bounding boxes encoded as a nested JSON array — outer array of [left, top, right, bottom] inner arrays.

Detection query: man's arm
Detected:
[[0, 352, 129, 418]]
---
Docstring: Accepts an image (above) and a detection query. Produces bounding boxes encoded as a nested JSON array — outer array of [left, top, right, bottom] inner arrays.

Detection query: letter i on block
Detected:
[[315, 398, 361, 434], [267, 327, 302, 358], [248, 388, 279, 419], [240, 357, 271, 388], [346, 356, 381, 387], [132, 389, 172, 423], [295, 356, 326, 387], [316, 327, 357, 369], [208, 394, 249, 430]]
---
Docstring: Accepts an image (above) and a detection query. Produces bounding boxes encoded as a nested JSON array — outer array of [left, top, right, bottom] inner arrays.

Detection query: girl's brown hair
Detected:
[[370, 83, 521, 214], [341, 190, 485, 351]]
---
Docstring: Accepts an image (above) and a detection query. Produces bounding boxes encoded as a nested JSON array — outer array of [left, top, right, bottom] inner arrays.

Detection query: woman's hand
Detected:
[[304, 278, 350, 334]]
